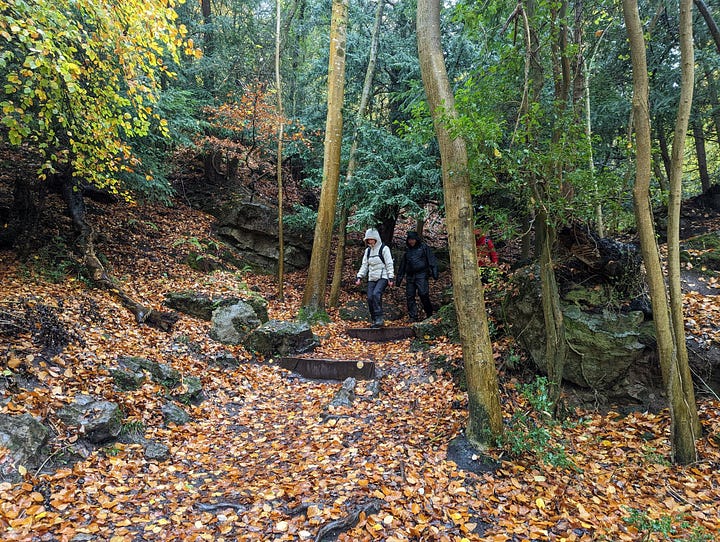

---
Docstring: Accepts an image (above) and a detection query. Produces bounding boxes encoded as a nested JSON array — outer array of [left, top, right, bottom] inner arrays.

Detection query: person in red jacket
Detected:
[[475, 229, 498, 267]]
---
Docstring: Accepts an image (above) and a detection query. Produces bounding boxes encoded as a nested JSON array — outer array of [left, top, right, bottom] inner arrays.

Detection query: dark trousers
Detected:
[[367, 279, 388, 321], [405, 273, 433, 319]]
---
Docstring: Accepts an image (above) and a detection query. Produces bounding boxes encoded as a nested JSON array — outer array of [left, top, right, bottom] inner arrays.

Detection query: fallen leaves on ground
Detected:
[[0, 195, 719, 541]]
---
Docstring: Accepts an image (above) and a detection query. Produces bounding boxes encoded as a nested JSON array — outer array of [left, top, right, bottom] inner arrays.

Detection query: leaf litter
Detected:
[[0, 195, 718, 541]]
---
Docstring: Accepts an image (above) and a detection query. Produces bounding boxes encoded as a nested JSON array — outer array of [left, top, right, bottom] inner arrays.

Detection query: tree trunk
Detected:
[[692, 120, 711, 193], [276, 0, 285, 301], [622, 0, 698, 465], [667, 0, 702, 452], [656, 118, 672, 184], [695, 0, 720, 54], [328, 206, 348, 308], [328, 0, 385, 308], [61, 178, 178, 331], [417, 0, 503, 446], [302, 0, 349, 311]]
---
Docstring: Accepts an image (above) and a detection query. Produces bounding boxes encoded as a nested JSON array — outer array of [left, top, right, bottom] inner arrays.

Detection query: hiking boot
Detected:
[[371, 318, 384, 328]]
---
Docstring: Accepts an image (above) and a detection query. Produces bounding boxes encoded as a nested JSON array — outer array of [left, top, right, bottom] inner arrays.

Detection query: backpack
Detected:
[[366, 243, 388, 265]]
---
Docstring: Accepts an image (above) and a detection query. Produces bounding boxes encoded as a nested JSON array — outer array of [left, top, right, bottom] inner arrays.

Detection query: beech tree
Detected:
[[0, 0, 195, 192], [276, 0, 286, 300], [328, 0, 385, 308], [302, 0, 349, 312], [0, 0, 197, 329], [417, 0, 503, 446]]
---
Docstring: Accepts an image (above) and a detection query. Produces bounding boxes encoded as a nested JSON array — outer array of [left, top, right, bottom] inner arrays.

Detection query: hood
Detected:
[[406, 231, 421, 246], [363, 228, 382, 244]]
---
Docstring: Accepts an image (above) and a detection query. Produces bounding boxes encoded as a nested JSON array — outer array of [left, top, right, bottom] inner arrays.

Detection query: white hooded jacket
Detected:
[[357, 229, 394, 282]]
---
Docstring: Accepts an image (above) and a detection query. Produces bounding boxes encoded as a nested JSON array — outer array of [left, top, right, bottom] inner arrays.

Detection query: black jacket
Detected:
[[396, 233, 438, 284]]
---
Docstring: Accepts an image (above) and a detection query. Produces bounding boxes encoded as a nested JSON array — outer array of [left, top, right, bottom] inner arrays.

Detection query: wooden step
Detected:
[[346, 326, 416, 342], [278, 357, 376, 380]]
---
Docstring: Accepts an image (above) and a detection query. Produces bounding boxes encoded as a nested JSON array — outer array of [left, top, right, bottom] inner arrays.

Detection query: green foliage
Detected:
[[622, 507, 713, 542], [498, 377, 575, 469], [347, 124, 442, 228], [284, 204, 319, 233], [120, 420, 145, 439], [0, 0, 198, 195], [102, 445, 122, 457]]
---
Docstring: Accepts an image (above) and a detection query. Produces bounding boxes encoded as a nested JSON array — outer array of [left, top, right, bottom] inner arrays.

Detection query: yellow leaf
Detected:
[[536, 497, 545, 510], [18, 465, 27, 476]]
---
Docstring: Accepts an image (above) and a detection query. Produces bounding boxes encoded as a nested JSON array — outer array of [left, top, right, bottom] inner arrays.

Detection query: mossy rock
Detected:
[[414, 303, 459, 343]]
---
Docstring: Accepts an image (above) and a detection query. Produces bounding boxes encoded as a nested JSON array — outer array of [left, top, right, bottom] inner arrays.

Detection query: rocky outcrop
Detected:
[[215, 202, 312, 273], [57, 395, 124, 444], [164, 291, 269, 323], [503, 266, 657, 390]]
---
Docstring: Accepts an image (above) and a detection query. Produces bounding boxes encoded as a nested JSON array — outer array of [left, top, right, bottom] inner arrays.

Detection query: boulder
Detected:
[[116, 356, 182, 389], [329, 377, 356, 407], [164, 291, 269, 323], [144, 441, 170, 461], [243, 320, 317, 357], [210, 301, 262, 345], [161, 402, 191, 426], [0, 413, 51, 482], [110, 359, 146, 391], [57, 395, 123, 444], [414, 304, 459, 342], [172, 376, 204, 405], [207, 351, 241, 368]]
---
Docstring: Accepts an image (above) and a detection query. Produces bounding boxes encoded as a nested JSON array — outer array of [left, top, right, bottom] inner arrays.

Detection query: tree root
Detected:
[[314, 500, 382, 542]]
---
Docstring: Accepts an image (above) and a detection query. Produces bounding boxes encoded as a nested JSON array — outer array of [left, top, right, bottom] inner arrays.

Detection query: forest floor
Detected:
[[1, 191, 720, 542]]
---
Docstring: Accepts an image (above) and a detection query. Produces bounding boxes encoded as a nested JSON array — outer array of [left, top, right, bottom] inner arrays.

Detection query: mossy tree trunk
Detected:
[[417, 0, 503, 446], [302, 0, 348, 312], [622, 0, 699, 465]]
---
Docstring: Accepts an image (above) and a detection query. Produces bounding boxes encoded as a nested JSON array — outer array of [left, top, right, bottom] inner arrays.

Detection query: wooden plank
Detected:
[[278, 357, 376, 380], [346, 326, 415, 342]]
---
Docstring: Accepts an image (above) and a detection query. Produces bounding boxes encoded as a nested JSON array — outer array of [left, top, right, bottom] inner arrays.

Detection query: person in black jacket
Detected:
[[396, 231, 438, 321]]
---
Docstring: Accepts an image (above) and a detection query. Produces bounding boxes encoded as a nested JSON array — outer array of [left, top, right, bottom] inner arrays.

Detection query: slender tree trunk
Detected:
[[695, 0, 720, 53], [693, 120, 711, 193], [622, 0, 698, 465], [417, 0, 503, 446], [328, 205, 348, 307], [703, 64, 720, 152], [667, 0, 701, 447], [583, 59, 604, 236], [276, 0, 285, 301], [656, 118, 672, 184], [328, 0, 385, 308], [302, 0, 349, 311]]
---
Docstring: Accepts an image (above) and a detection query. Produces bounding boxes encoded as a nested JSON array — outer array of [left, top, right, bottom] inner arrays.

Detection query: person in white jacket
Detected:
[[355, 228, 395, 327]]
